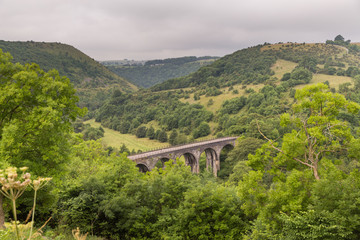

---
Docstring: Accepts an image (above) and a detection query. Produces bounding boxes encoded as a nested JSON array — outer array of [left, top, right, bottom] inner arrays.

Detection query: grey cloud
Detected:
[[1, 0, 360, 60]]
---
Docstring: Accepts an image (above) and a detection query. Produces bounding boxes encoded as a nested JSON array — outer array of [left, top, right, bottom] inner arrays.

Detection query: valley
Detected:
[[2, 35, 360, 239]]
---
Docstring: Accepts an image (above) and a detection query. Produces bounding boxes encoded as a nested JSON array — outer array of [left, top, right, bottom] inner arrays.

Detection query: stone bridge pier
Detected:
[[128, 137, 238, 176]]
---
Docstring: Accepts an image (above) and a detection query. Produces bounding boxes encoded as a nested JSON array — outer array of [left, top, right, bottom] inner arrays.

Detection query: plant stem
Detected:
[[28, 189, 37, 240], [12, 198, 20, 240]]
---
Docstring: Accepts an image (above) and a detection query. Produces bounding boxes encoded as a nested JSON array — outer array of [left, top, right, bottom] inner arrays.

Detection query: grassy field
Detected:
[[270, 58, 352, 89], [271, 59, 297, 79], [85, 119, 169, 152], [310, 74, 352, 88]]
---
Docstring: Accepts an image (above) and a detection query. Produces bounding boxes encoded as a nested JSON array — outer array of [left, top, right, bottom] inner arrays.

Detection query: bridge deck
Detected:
[[128, 137, 237, 160]]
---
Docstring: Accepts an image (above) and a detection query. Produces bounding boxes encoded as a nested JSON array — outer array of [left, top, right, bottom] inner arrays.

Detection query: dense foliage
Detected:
[[0, 49, 85, 177], [54, 84, 360, 239]]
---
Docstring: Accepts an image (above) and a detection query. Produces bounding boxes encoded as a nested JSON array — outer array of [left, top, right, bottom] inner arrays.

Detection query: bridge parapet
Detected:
[[128, 137, 238, 175]]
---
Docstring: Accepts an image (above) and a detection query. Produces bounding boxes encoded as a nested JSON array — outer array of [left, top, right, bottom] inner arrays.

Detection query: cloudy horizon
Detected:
[[1, 0, 360, 61]]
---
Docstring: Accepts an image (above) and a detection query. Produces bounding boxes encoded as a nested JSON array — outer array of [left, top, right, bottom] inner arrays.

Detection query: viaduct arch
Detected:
[[128, 137, 238, 176]]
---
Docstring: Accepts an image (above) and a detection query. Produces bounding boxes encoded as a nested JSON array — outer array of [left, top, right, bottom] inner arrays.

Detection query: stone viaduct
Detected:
[[127, 137, 238, 176]]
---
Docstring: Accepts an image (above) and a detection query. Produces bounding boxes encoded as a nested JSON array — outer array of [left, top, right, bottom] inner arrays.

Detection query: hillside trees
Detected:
[[297, 56, 318, 72], [193, 122, 211, 139], [216, 84, 288, 138], [281, 67, 312, 86], [151, 45, 277, 91], [95, 90, 213, 143], [326, 34, 351, 46], [82, 125, 104, 141], [220, 96, 247, 115], [0, 41, 134, 90], [0, 41, 136, 112]]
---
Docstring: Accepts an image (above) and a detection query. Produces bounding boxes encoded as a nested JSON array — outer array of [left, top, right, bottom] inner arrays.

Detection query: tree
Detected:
[[146, 126, 155, 139], [353, 75, 360, 90], [335, 34, 345, 42], [0, 50, 85, 172], [82, 126, 104, 140], [169, 183, 248, 239], [346, 67, 360, 77], [290, 67, 312, 84], [224, 137, 264, 181], [169, 130, 178, 145], [281, 72, 291, 81], [136, 126, 147, 138], [0, 49, 85, 227], [298, 56, 318, 73], [259, 83, 360, 180], [280, 210, 351, 239], [220, 96, 247, 115], [119, 143, 130, 154], [58, 139, 139, 235], [193, 122, 211, 139], [99, 161, 199, 239], [119, 121, 130, 134], [278, 169, 360, 239], [158, 130, 168, 143], [154, 129, 161, 140]]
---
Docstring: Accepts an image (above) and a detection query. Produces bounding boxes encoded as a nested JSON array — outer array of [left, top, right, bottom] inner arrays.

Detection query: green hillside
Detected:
[[106, 56, 218, 88], [152, 42, 360, 92], [0, 40, 137, 110], [95, 37, 360, 152]]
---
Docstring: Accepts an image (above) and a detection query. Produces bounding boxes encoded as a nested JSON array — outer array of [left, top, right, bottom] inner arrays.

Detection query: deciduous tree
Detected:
[[259, 83, 360, 180], [0, 49, 85, 227]]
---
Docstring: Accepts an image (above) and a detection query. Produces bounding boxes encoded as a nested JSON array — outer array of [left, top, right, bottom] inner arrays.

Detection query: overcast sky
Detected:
[[1, 0, 360, 60]]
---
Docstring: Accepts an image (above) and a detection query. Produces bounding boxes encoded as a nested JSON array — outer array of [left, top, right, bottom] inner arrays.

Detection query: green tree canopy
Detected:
[[260, 83, 360, 180], [193, 122, 211, 139], [0, 49, 86, 177]]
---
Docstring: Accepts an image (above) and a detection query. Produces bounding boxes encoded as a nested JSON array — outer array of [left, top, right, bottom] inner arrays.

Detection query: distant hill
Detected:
[[151, 42, 360, 92], [0, 40, 137, 110], [104, 56, 218, 88]]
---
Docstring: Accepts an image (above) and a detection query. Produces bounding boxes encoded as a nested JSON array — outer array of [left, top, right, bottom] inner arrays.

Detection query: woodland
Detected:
[[1, 35, 360, 239]]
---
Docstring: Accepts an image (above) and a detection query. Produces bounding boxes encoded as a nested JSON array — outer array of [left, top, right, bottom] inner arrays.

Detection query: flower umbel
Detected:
[[0, 167, 31, 240], [0, 167, 31, 200]]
